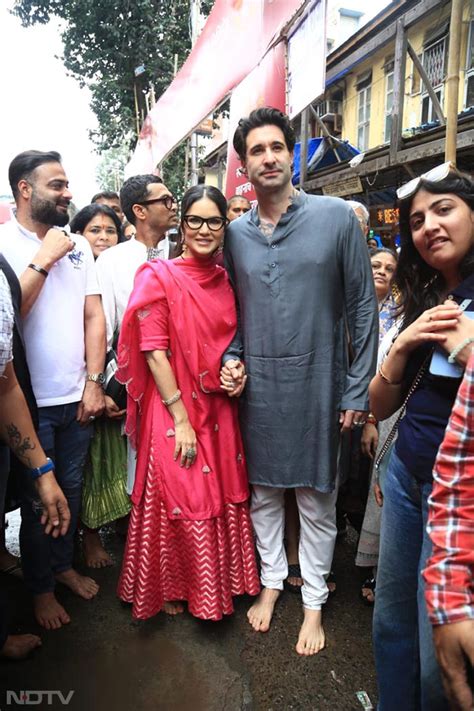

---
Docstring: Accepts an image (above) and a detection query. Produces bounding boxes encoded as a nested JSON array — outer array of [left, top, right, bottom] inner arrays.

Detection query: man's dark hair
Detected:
[[119, 174, 163, 225], [9, 150, 62, 200], [69, 203, 123, 242], [91, 190, 120, 204], [233, 107, 296, 161]]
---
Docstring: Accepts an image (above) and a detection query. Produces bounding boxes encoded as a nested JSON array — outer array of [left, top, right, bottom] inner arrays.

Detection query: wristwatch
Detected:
[[29, 457, 55, 479], [86, 373, 105, 385]]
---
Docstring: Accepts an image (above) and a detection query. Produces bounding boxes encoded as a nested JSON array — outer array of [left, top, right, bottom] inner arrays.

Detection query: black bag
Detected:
[[104, 347, 127, 411]]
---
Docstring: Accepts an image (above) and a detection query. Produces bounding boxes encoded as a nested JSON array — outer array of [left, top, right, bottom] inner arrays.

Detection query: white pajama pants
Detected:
[[250, 485, 338, 609]]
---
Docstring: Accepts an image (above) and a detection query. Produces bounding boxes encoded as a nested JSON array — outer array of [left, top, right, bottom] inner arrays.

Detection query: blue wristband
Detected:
[[29, 457, 54, 479]]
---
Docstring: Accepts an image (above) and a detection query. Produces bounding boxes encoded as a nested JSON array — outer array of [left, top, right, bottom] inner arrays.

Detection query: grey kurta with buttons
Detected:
[[224, 191, 378, 493]]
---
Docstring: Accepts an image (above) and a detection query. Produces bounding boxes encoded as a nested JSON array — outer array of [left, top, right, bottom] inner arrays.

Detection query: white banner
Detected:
[[287, 0, 327, 119]]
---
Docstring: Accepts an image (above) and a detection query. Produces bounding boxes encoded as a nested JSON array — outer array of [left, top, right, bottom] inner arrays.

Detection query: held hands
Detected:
[[220, 359, 247, 397], [36, 471, 71, 537], [173, 419, 197, 469], [77, 382, 105, 425], [35, 228, 76, 268]]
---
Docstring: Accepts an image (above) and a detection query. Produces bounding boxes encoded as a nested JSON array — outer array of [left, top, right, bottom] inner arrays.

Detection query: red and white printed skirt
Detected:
[[117, 470, 260, 621]]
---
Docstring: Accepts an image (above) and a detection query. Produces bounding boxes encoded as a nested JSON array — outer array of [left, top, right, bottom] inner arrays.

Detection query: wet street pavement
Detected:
[[1, 512, 377, 711]]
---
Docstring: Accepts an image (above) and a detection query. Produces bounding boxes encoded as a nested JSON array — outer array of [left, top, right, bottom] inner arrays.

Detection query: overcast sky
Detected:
[[0, 1, 100, 207]]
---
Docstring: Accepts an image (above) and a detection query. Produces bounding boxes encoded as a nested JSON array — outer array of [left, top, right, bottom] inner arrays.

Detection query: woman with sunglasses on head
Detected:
[[370, 163, 474, 710], [116, 185, 260, 621]]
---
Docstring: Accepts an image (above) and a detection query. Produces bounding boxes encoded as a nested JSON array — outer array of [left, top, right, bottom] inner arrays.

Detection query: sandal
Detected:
[[361, 576, 376, 606], [284, 563, 303, 594]]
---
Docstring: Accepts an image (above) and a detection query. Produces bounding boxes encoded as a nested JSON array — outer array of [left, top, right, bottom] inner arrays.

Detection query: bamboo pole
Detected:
[[445, 0, 463, 163]]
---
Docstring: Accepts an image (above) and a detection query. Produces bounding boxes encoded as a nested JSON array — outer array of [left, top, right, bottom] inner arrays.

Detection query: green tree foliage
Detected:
[[13, 0, 213, 194], [96, 143, 131, 193]]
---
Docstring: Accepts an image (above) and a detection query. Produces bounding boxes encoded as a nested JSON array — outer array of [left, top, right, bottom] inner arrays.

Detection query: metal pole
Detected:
[[133, 82, 141, 138], [445, 0, 463, 164], [189, 0, 201, 186], [300, 107, 309, 187]]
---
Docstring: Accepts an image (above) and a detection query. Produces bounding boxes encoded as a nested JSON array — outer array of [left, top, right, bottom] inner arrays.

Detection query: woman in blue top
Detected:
[[369, 164, 474, 711]]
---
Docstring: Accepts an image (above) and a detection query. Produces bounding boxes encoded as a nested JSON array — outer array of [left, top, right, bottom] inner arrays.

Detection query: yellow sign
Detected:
[[375, 207, 399, 226], [321, 176, 363, 197]]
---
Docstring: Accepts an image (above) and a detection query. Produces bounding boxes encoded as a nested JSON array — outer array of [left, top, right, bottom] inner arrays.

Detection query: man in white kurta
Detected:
[[95, 174, 179, 493]]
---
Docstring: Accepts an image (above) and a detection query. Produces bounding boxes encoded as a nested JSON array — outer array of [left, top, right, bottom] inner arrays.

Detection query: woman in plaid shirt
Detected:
[[424, 350, 474, 711]]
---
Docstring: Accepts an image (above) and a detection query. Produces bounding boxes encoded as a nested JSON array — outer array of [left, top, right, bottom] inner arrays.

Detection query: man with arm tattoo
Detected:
[[0, 270, 70, 659]]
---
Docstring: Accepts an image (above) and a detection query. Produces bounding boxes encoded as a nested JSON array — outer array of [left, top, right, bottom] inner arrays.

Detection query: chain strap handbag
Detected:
[[375, 350, 432, 475]]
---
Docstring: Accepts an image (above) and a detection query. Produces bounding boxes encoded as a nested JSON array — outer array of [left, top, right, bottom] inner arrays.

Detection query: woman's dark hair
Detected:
[[396, 172, 474, 328], [179, 186, 228, 255], [70, 203, 123, 240], [181, 185, 227, 221], [233, 107, 296, 161]]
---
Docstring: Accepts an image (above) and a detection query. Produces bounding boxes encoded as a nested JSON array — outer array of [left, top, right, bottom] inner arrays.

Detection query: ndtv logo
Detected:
[[6, 690, 74, 705]]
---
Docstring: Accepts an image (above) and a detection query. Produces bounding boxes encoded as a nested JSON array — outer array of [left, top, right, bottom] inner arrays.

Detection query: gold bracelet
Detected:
[[378, 363, 402, 386]]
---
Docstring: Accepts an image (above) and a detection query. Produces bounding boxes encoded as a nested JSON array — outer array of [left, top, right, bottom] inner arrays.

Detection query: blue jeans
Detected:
[[373, 450, 448, 711], [20, 403, 92, 595]]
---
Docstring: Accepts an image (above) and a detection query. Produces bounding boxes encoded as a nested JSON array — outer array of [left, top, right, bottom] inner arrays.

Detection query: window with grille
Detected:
[[421, 37, 446, 122], [465, 20, 474, 107], [422, 37, 446, 88]]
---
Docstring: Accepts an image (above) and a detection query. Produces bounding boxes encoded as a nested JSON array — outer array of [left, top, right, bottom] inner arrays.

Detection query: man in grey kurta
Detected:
[[221, 107, 378, 655]]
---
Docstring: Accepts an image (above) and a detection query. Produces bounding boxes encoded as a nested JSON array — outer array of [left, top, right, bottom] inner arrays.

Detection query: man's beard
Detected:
[[30, 192, 70, 227]]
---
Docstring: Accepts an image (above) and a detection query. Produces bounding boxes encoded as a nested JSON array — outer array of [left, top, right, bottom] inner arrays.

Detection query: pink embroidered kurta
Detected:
[[116, 257, 259, 620]]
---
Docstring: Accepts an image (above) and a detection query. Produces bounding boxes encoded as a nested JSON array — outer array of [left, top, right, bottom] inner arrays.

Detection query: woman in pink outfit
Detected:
[[116, 185, 259, 620]]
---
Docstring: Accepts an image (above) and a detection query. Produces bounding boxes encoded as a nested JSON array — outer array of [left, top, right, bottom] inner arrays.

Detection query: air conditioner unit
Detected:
[[319, 113, 343, 135], [315, 100, 342, 116]]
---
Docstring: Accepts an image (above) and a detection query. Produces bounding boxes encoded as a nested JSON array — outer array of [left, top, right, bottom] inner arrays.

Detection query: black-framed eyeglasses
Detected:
[[137, 195, 176, 210], [183, 215, 228, 231]]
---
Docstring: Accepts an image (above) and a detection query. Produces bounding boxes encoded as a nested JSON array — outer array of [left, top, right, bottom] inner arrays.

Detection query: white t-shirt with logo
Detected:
[[0, 216, 100, 407]]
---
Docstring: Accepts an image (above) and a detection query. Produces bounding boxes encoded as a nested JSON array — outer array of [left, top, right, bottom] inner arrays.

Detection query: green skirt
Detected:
[[81, 418, 131, 529]]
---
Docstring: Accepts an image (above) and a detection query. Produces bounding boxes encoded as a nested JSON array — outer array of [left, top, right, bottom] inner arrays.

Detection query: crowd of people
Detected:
[[0, 107, 472, 711]]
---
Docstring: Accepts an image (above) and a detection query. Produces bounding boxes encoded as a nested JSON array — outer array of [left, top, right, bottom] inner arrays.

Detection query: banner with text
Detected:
[[224, 41, 287, 200], [125, 0, 304, 177], [288, 0, 326, 118]]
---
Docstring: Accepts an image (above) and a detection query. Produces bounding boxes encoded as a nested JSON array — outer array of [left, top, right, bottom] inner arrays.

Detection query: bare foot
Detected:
[[55, 569, 99, 600], [83, 529, 113, 569], [34, 592, 71, 630], [1, 634, 42, 659], [296, 608, 325, 656], [247, 588, 280, 632], [163, 601, 184, 615]]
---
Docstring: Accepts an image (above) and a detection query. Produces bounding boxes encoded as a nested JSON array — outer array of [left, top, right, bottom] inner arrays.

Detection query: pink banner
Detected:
[[125, 0, 303, 177], [224, 41, 287, 200]]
